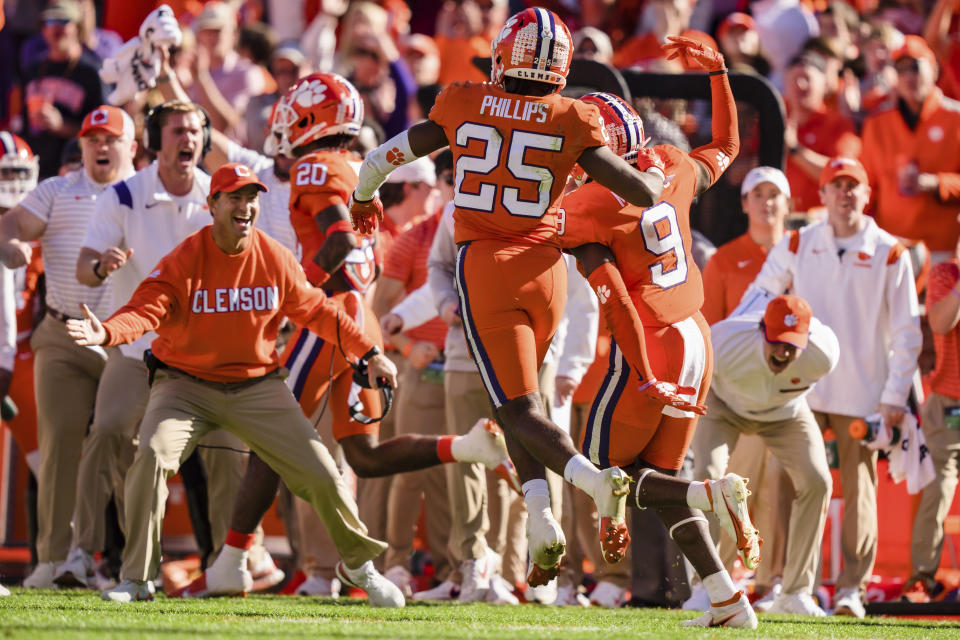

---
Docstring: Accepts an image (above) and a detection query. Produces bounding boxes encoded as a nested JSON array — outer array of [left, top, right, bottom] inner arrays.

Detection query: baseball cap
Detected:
[[401, 34, 439, 59], [572, 27, 614, 60], [79, 106, 136, 139], [763, 295, 812, 348], [819, 156, 868, 188], [272, 46, 306, 67], [42, 0, 81, 23], [210, 163, 269, 197], [194, 1, 236, 30], [741, 166, 791, 198], [893, 34, 938, 71], [717, 12, 756, 43], [385, 156, 436, 186]]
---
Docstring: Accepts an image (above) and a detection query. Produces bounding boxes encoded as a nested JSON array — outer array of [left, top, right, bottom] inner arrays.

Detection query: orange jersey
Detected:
[[428, 82, 606, 247], [559, 145, 704, 326], [103, 227, 375, 383], [290, 148, 378, 292]]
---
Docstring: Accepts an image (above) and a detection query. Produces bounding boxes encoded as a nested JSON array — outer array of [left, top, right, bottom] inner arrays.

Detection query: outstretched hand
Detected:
[[662, 36, 726, 72], [639, 379, 707, 415], [348, 191, 384, 235], [66, 304, 107, 346]]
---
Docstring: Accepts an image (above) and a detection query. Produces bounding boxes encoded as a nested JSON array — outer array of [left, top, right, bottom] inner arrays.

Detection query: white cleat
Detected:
[[769, 591, 827, 616], [453, 420, 522, 495], [413, 580, 459, 601], [248, 550, 285, 593], [295, 575, 340, 597], [555, 584, 591, 607], [54, 548, 94, 589], [22, 562, 57, 589], [169, 551, 252, 598], [832, 587, 866, 618], [709, 473, 762, 570], [524, 570, 558, 604], [525, 507, 565, 586], [593, 467, 631, 564], [336, 560, 405, 608], [485, 575, 519, 605], [459, 547, 501, 603], [589, 581, 627, 608], [682, 582, 710, 611], [101, 579, 155, 603], [682, 591, 758, 628], [752, 582, 782, 613], [384, 565, 414, 598]]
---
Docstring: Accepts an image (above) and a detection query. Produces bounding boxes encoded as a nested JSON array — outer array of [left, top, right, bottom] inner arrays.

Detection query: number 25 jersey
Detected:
[[559, 145, 704, 326], [428, 82, 607, 247]]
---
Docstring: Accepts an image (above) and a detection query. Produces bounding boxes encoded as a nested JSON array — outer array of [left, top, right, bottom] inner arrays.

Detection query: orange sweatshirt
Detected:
[[103, 227, 375, 382]]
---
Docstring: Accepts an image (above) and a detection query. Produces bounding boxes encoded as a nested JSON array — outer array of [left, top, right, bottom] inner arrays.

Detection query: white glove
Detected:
[[99, 36, 162, 105], [139, 4, 182, 49]]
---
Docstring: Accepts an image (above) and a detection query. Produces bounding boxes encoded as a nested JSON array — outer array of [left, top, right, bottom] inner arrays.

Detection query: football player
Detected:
[[558, 38, 758, 628], [348, 7, 666, 586]]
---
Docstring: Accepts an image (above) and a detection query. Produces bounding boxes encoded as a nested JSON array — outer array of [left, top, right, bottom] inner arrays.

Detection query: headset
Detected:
[[143, 101, 212, 155], [335, 312, 394, 425]]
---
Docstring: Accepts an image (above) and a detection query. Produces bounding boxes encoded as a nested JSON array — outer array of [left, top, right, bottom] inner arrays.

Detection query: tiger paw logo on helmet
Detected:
[[386, 148, 406, 166]]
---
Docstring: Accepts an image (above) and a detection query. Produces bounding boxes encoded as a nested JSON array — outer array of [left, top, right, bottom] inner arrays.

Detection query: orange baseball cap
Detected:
[[893, 34, 938, 71], [717, 12, 756, 43], [80, 105, 135, 139], [210, 163, 268, 197], [763, 295, 812, 348], [819, 156, 868, 188]]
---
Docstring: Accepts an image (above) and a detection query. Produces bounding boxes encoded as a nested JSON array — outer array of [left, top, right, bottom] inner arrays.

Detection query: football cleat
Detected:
[[459, 547, 501, 603], [490, 8, 572, 89], [413, 580, 459, 601], [768, 591, 827, 616], [589, 581, 627, 608], [295, 575, 340, 597], [335, 560, 405, 608], [525, 506, 565, 586], [832, 587, 866, 618], [249, 550, 285, 592], [453, 420, 522, 495], [22, 562, 57, 589], [682, 591, 758, 628], [486, 574, 520, 605], [555, 584, 591, 607], [383, 565, 414, 598], [594, 467, 631, 564], [53, 548, 94, 589], [524, 568, 558, 603], [709, 473, 762, 570], [167, 552, 252, 598], [101, 579, 155, 603]]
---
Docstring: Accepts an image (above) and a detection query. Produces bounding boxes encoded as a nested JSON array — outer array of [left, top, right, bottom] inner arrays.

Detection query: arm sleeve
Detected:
[[18, 176, 60, 223], [688, 73, 740, 187], [354, 130, 419, 201], [557, 258, 599, 384], [732, 234, 797, 316], [426, 205, 459, 314], [881, 251, 923, 407], [83, 187, 126, 252], [391, 283, 439, 330], [587, 261, 655, 381], [0, 267, 16, 372]]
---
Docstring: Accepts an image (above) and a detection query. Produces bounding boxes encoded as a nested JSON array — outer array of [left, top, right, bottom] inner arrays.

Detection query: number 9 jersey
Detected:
[[559, 145, 704, 326], [428, 82, 607, 247]]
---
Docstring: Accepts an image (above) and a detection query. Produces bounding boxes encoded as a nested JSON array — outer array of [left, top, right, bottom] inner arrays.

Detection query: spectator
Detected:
[[244, 46, 312, 156], [715, 12, 768, 75], [736, 157, 922, 619], [903, 226, 960, 601], [400, 34, 440, 87], [572, 27, 614, 65], [376, 156, 439, 258], [346, 31, 416, 139], [860, 35, 960, 262], [857, 21, 900, 115], [612, 0, 718, 71], [433, 0, 502, 85], [20, 0, 106, 179], [77, 0, 122, 63], [924, 0, 960, 99]]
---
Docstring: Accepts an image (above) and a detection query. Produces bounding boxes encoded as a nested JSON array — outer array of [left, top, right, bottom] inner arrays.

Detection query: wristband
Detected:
[[709, 68, 728, 76], [93, 260, 107, 281], [638, 379, 658, 392], [402, 341, 414, 358]]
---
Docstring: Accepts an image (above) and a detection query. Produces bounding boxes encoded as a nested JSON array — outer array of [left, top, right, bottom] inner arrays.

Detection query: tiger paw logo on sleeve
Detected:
[[596, 284, 610, 304], [386, 148, 406, 166]]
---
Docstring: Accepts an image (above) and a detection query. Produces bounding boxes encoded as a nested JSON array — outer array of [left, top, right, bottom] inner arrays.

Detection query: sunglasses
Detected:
[[44, 18, 71, 27]]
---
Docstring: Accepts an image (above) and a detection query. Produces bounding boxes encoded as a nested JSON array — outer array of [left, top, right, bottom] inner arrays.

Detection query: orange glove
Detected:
[[347, 191, 383, 235], [662, 35, 726, 73], [639, 379, 707, 415], [636, 147, 665, 180]]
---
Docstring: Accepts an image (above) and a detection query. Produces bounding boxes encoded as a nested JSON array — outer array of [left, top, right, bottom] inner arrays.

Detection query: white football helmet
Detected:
[[0, 132, 38, 209]]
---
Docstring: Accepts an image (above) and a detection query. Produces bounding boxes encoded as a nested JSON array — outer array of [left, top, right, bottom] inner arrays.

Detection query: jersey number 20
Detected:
[[454, 123, 562, 218]]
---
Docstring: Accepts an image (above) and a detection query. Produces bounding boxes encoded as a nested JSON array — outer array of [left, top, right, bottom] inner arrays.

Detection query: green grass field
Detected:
[[1, 590, 959, 640]]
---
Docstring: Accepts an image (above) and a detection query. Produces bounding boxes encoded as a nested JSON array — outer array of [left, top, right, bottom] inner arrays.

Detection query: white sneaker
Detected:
[[336, 560, 405, 608], [485, 575, 519, 605], [589, 581, 627, 608], [525, 506, 565, 586], [0, 583, 8, 596], [751, 582, 782, 613], [555, 584, 591, 607], [593, 467, 631, 564], [453, 420, 521, 494], [682, 591, 758, 628], [833, 587, 866, 618], [169, 550, 252, 597], [769, 591, 827, 616], [681, 582, 710, 611], [709, 474, 762, 570], [296, 575, 340, 597], [101, 579, 155, 602], [524, 568, 558, 604], [384, 565, 414, 598], [23, 562, 57, 589], [413, 580, 459, 601], [460, 548, 501, 603], [248, 550, 285, 592], [54, 548, 94, 589]]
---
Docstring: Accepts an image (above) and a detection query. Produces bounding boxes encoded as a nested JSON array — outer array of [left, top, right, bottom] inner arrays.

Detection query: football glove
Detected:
[[662, 36, 726, 73], [347, 191, 383, 235]]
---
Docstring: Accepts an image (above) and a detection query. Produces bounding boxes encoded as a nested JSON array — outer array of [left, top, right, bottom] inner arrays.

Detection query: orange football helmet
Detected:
[[269, 72, 364, 156], [0, 132, 38, 209], [491, 8, 572, 90]]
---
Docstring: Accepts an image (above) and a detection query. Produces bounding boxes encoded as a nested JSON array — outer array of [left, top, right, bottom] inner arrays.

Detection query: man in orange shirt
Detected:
[[861, 35, 960, 260], [68, 163, 404, 606], [349, 7, 666, 586]]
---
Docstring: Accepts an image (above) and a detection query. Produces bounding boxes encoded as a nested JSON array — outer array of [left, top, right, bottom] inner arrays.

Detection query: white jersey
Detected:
[[83, 162, 211, 359], [20, 168, 132, 320], [227, 142, 299, 258], [710, 312, 839, 422]]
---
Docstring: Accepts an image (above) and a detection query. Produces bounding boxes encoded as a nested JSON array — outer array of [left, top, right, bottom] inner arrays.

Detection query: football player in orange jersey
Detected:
[[558, 39, 758, 628], [173, 73, 521, 598], [348, 7, 666, 586]]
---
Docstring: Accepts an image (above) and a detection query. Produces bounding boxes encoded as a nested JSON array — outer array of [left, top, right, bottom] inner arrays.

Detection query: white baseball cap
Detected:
[[386, 156, 436, 186], [741, 166, 791, 198]]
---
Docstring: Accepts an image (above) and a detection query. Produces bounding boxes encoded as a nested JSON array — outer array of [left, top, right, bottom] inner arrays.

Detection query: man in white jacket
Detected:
[[736, 157, 923, 618]]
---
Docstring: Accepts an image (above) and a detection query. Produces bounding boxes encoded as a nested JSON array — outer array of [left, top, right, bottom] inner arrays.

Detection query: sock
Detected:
[[437, 435, 456, 463], [703, 570, 738, 606], [687, 481, 711, 511], [563, 454, 600, 496], [224, 528, 255, 550]]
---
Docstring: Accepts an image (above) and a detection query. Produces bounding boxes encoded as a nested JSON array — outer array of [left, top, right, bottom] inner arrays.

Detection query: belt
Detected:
[[153, 358, 282, 392], [47, 308, 81, 323]]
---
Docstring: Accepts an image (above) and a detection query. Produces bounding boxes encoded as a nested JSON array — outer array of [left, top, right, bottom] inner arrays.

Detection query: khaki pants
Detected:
[[912, 392, 960, 577], [120, 369, 385, 581], [385, 361, 454, 579], [694, 390, 831, 595], [32, 315, 107, 563], [813, 410, 875, 594]]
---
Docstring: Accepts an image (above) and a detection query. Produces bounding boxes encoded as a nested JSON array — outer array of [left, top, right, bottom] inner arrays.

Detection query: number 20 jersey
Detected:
[[559, 145, 704, 326], [428, 82, 607, 247]]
